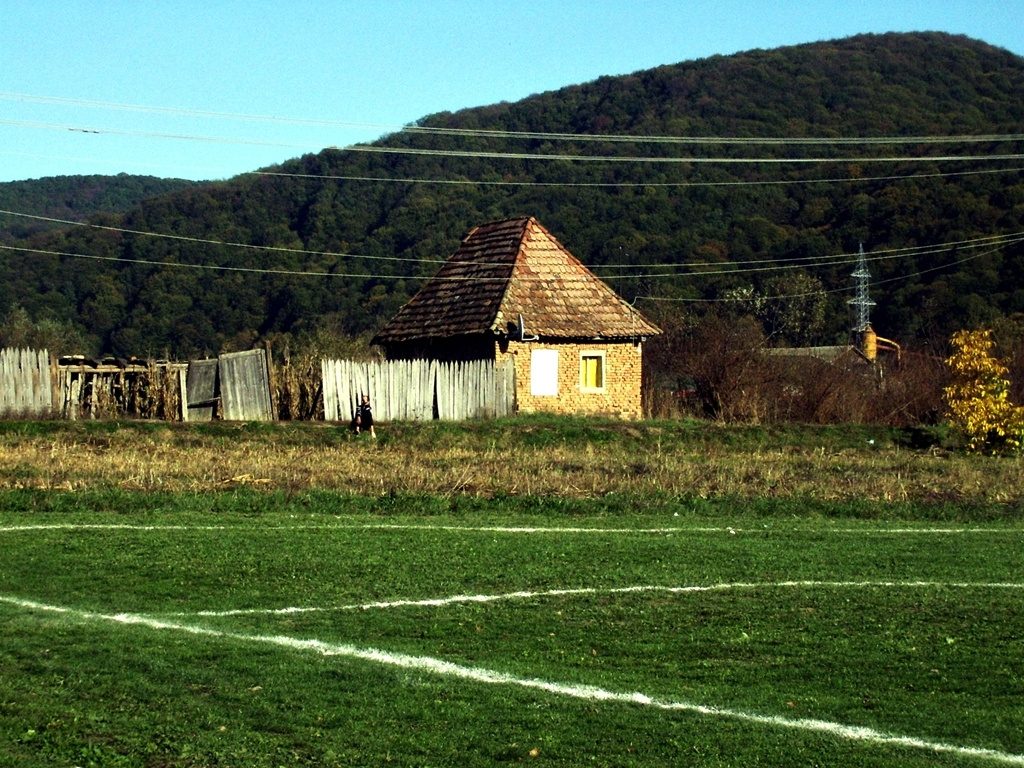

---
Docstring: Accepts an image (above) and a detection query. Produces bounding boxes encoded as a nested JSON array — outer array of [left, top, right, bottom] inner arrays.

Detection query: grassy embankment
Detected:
[[1, 417, 1022, 766], [0, 415, 1020, 510]]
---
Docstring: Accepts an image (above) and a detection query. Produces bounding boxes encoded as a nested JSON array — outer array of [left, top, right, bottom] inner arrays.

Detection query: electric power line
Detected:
[[594, 232, 1024, 270], [5, 92, 1023, 306], [4, 117, 1024, 165], [613, 234, 1024, 281], [0, 91, 400, 132], [635, 242, 1016, 303], [249, 164, 1024, 188], [3, 231, 1020, 286], [0, 208, 444, 266], [3, 206, 1021, 276], [4, 148, 1022, 188], [0, 241, 721, 282], [5, 90, 1024, 146]]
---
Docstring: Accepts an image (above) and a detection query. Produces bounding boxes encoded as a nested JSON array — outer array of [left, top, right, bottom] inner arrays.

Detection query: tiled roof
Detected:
[[372, 217, 661, 343]]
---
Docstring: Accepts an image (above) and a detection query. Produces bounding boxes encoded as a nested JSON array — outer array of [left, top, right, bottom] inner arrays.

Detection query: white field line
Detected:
[[0, 524, 232, 532], [353, 524, 1024, 535], [176, 580, 1024, 618], [1, 522, 1020, 535], [2, 593, 1023, 766]]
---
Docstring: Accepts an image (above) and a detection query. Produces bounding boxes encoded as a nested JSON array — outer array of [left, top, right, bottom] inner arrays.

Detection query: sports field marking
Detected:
[[2, 593, 1022, 766], [0, 523, 731, 533], [176, 579, 1024, 617], [0, 524, 232, 532], [354, 523, 1023, 535], [1, 521, 1019, 535]]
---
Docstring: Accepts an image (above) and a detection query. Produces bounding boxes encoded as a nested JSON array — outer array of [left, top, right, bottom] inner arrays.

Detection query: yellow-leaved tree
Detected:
[[943, 329, 1024, 453]]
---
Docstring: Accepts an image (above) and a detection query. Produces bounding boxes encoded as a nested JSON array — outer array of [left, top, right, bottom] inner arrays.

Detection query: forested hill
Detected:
[[3, 32, 1024, 358], [0, 174, 200, 240]]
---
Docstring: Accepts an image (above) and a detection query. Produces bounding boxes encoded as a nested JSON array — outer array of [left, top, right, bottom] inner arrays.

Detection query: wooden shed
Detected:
[[372, 217, 660, 419]]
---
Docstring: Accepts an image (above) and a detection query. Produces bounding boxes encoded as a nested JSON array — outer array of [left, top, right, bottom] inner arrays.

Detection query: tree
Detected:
[[723, 272, 828, 346], [647, 309, 772, 421], [0, 305, 94, 356], [943, 329, 1024, 453]]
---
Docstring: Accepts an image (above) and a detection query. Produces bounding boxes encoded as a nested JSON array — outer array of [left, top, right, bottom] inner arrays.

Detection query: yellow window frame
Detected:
[[580, 351, 606, 392]]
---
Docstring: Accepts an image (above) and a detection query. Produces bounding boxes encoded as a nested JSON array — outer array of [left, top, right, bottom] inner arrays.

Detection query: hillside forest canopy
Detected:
[[0, 174, 198, 241], [1, 32, 1023, 366]]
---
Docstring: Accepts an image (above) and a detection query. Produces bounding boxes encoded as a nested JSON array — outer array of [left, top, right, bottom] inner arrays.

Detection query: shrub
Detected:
[[943, 329, 1024, 453], [646, 310, 773, 421]]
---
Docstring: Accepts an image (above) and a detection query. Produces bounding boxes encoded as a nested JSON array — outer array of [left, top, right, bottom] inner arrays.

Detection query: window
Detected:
[[580, 351, 606, 392], [530, 349, 559, 396]]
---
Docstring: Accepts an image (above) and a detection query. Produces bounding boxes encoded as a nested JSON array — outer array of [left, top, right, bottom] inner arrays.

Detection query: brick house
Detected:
[[371, 217, 661, 419]]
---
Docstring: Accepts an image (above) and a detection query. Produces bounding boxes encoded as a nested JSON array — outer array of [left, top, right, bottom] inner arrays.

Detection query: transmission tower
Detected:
[[848, 243, 875, 333]]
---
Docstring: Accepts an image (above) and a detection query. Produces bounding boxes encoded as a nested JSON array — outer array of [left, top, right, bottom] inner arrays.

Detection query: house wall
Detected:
[[496, 339, 644, 420]]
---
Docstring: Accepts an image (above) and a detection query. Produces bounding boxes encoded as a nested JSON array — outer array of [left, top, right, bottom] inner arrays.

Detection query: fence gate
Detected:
[[185, 349, 275, 422]]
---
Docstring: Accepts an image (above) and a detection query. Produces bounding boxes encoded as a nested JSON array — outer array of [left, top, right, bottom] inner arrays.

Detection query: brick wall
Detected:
[[496, 340, 644, 420]]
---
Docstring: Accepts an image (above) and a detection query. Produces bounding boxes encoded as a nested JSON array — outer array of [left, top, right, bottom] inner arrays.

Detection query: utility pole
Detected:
[[848, 243, 875, 333], [848, 243, 879, 360]]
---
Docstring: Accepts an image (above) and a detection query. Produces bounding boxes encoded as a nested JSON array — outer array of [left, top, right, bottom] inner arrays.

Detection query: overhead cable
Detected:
[[0, 241, 891, 281], [4, 230, 1020, 286], [635, 243, 1016, 303], [0, 242, 660, 282], [0, 208, 444, 265], [249, 165, 1024, 187], [8, 148, 1024, 187], [3, 207, 1020, 275], [0, 91, 398, 132], [609, 234, 1024, 280], [402, 126, 1024, 145], [594, 232, 1024, 270], [4, 118, 1024, 164], [4, 90, 1024, 146]]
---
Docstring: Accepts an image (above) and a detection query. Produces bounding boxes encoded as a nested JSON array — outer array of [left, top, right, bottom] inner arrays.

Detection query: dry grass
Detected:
[[1, 419, 1022, 504]]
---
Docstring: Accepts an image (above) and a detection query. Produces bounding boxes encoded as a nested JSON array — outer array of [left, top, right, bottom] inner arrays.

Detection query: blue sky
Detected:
[[1, 1, 1021, 183]]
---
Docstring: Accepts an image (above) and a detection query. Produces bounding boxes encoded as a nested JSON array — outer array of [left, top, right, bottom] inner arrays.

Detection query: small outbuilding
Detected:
[[372, 216, 661, 419]]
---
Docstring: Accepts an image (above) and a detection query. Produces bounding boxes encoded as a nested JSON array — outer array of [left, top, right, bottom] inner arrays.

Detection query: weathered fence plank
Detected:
[[178, 367, 189, 422], [186, 359, 219, 421], [0, 348, 52, 416]]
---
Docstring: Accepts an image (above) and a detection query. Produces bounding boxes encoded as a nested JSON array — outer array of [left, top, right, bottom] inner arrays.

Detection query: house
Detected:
[[371, 216, 661, 419]]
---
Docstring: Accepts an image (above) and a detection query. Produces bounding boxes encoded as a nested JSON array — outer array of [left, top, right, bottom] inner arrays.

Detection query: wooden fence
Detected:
[[321, 358, 515, 422], [0, 348, 53, 416], [55, 357, 188, 421], [186, 349, 274, 422], [1, 348, 517, 423]]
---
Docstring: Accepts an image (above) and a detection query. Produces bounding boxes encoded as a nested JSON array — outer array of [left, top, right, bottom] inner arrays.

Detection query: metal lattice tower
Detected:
[[848, 243, 875, 332]]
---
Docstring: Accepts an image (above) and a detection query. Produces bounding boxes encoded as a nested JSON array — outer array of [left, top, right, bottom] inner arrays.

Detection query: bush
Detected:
[[646, 310, 944, 426], [943, 329, 1024, 453], [646, 310, 773, 421]]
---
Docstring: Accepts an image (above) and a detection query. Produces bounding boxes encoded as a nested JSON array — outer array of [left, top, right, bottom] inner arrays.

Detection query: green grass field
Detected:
[[2, 489, 1022, 767]]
